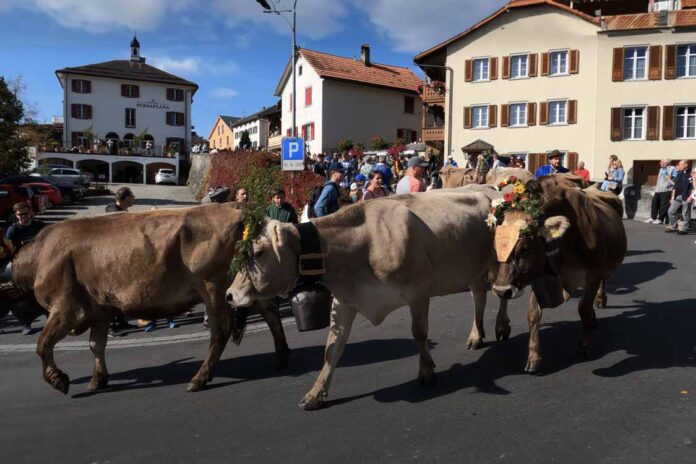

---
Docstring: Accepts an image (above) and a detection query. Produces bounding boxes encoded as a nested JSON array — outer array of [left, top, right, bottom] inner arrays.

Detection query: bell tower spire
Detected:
[[130, 34, 144, 63]]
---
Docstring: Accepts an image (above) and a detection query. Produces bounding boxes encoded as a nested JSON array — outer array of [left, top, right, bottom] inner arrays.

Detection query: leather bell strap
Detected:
[[293, 222, 326, 283]]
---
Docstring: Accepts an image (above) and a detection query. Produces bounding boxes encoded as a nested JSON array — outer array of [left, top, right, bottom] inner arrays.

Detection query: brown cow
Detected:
[[440, 166, 533, 189], [491, 175, 626, 372], [12, 203, 290, 394]]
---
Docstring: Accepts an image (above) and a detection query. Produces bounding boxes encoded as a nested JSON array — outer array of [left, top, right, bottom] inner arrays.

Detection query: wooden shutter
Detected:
[[71, 132, 79, 147], [289, 94, 293, 111], [490, 57, 498, 80], [568, 100, 577, 124], [662, 105, 675, 140], [70, 104, 77, 118], [541, 52, 550, 76], [71, 80, 79, 92], [134, 85, 139, 98], [301, 125, 306, 139], [527, 102, 537, 126], [529, 54, 538, 77], [665, 45, 677, 79], [528, 153, 547, 176], [121, 84, 127, 97], [166, 112, 172, 125], [397, 128, 404, 140], [463, 106, 472, 129], [85, 80, 91, 93], [502, 56, 510, 79], [287, 128, 291, 137], [567, 152, 579, 172], [539, 102, 548, 125], [309, 122, 315, 140], [649, 46, 662, 80], [646, 106, 660, 140], [612, 48, 624, 81], [570, 49, 580, 74], [501, 104, 509, 127], [611, 107, 623, 141], [489, 105, 497, 127], [306, 87, 312, 106], [465, 60, 473, 81], [85, 105, 92, 119]]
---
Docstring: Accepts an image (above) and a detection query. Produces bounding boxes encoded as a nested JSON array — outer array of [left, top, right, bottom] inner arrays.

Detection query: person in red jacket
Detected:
[[574, 160, 590, 183]]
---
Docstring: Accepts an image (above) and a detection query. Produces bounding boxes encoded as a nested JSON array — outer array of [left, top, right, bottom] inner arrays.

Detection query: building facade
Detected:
[[275, 46, 422, 154], [415, 0, 696, 183], [208, 116, 240, 151], [229, 103, 281, 151]]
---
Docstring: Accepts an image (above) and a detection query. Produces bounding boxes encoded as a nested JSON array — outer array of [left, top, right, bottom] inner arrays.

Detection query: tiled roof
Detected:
[[604, 9, 696, 30], [56, 60, 198, 89], [230, 101, 281, 128], [220, 116, 241, 128]]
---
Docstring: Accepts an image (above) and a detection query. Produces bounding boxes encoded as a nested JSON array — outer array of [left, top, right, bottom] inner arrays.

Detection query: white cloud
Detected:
[[355, 0, 508, 53], [211, 87, 239, 98], [150, 56, 238, 76]]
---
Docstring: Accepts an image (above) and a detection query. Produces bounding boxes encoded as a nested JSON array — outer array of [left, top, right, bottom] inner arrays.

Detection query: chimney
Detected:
[[361, 44, 371, 66]]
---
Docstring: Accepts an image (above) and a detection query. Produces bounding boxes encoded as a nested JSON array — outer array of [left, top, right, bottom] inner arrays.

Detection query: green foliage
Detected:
[[336, 138, 354, 152], [239, 130, 252, 150], [0, 77, 30, 174], [370, 135, 389, 150]]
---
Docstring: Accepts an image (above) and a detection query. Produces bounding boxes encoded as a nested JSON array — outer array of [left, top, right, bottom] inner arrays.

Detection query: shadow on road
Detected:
[[607, 261, 675, 295], [625, 249, 664, 257]]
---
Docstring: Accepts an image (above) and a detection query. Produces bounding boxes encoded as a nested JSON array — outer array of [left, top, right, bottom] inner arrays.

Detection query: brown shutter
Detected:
[[85, 80, 91, 93], [541, 52, 550, 76], [611, 107, 623, 141], [463, 106, 471, 129], [612, 48, 624, 81], [501, 104, 509, 127], [166, 112, 172, 125], [502, 56, 510, 79], [86, 105, 92, 119], [570, 49, 580, 74], [489, 105, 497, 127], [646, 106, 660, 140], [121, 84, 127, 97], [465, 60, 473, 82], [662, 105, 675, 140], [649, 46, 662, 80], [167, 88, 173, 100], [71, 132, 78, 147], [71, 80, 78, 92], [567, 152, 579, 172], [527, 102, 537, 126], [529, 54, 538, 77], [665, 45, 677, 79], [134, 85, 140, 98], [568, 100, 577, 124], [539, 102, 548, 125], [490, 57, 498, 80], [70, 104, 77, 118], [529, 153, 547, 176]]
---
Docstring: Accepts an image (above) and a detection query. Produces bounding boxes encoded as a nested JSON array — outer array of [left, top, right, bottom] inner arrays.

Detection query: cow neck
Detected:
[[292, 222, 325, 285]]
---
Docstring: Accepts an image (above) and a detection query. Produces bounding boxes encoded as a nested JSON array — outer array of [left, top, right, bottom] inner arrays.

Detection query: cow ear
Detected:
[[269, 221, 284, 248], [541, 216, 570, 242]]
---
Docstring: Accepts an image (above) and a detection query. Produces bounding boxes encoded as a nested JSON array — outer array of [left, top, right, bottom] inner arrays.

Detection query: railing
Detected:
[[40, 147, 181, 159], [268, 134, 283, 149], [421, 127, 445, 142], [421, 85, 446, 104]]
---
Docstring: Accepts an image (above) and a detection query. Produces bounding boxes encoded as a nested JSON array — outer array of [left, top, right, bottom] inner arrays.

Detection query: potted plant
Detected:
[[428, 80, 446, 95]]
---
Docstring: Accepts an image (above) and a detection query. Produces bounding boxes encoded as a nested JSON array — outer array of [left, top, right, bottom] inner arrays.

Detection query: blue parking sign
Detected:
[[282, 137, 305, 171]]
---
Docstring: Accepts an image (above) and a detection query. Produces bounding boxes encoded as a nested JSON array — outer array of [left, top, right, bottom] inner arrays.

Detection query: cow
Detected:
[[226, 186, 508, 410], [491, 175, 626, 372], [440, 166, 533, 189], [11, 203, 290, 395]]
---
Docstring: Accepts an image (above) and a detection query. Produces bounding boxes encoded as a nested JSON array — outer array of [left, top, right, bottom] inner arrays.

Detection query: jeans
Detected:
[[668, 196, 692, 231], [651, 191, 672, 222]]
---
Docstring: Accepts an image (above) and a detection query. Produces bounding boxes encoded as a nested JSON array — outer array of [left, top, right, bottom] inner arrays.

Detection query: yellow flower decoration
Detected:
[[513, 183, 526, 195], [242, 223, 251, 241]]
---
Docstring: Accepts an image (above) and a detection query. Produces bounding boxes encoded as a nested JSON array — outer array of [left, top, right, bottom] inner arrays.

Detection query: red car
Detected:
[[22, 182, 64, 207]]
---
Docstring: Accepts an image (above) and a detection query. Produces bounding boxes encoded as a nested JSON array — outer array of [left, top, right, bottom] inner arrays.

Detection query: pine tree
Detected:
[[0, 77, 30, 175], [239, 130, 252, 150]]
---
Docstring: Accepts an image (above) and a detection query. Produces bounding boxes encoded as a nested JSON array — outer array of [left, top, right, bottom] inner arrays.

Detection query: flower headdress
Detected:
[[485, 176, 542, 235], [230, 207, 266, 275]]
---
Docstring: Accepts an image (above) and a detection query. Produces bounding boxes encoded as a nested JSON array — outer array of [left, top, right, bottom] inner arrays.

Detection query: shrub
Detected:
[[336, 138, 354, 153], [370, 135, 389, 150]]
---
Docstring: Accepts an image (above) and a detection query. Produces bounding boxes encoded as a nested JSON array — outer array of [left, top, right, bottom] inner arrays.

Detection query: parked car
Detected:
[[0, 184, 38, 223], [30, 167, 91, 188], [0, 176, 83, 203], [21, 182, 64, 207], [155, 168, 177, 185]]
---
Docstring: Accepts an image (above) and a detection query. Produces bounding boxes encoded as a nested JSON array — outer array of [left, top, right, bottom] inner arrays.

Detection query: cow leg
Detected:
[[595, 279, 607, 309], [299, 302, 356, 411], [466, 281, 487, 350], [255, 299, 291, 369], [87, 318, 110, 391], [188, 281, 232, 392], [525, 292, 543, 373], [36, 306, 79, 394], [410, 296, 436, 387], [495, 297, 511, 341], [578, 276, 601, 358]]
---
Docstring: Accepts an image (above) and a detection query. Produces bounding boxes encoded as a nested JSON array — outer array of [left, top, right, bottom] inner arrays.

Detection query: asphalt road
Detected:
[[1, 211, 695, 463]]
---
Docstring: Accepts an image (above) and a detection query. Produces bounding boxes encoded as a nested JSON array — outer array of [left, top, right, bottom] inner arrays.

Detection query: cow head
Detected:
[[226, 220, 300, 307]]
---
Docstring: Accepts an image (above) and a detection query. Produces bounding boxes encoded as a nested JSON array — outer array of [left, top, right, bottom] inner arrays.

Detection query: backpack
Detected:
[[307, 183, 338, 218]]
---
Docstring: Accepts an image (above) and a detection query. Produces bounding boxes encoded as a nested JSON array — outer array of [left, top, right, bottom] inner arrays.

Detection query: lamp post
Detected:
[[257, 0, 297, 138]]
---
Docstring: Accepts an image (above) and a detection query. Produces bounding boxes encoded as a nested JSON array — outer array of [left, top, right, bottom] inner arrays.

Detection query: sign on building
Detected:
[[281, 137, 305, 171]]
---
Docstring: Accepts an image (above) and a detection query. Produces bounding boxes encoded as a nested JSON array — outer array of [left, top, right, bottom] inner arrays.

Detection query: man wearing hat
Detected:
[[313, 162, 344, 217], [535, 149, 569, 177], [396, 156, 430, 194]]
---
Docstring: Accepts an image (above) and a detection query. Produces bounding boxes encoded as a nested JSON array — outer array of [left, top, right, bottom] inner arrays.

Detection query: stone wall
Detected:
[[187, 153, 211, 200]]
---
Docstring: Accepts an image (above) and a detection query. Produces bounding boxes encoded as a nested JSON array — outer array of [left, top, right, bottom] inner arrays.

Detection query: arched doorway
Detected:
[[123, 133, 135, 154], [105, 132, 119, 155], [146, 162, 177, 184], [112, 161, 144, 184], [77, 159, 109, 184]]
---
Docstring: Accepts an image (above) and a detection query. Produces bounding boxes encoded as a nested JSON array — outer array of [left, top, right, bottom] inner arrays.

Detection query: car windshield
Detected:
[[159, 170, 174, 174]]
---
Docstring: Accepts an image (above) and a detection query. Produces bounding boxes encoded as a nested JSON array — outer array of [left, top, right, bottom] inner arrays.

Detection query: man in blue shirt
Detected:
[[535, 150, 569, 177], [314, 162, 344, 217]]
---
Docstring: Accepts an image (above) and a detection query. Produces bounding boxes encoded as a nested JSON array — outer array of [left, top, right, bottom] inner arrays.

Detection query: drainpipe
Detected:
[[414, 63, 454, 161]]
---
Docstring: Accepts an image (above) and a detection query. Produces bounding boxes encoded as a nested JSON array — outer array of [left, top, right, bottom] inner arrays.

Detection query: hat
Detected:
[[350, 183, 358, 190], [407, 156, 429, 169], [547, 150, 564, 160], [328, 162, 345, 173], [354, 173, 366, 182]]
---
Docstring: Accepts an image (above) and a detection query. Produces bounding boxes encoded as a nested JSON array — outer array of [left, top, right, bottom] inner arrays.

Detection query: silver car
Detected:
[[155, 168, 177, 185]]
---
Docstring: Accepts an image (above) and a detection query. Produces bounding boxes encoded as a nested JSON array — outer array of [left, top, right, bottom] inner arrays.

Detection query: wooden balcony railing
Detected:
[[268, 134, 283, 149], [421, 85, 445, 104], [422, 127, 445, 142]]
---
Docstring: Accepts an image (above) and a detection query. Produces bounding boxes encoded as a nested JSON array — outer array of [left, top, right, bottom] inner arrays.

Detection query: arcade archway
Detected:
[[112, 161, 144, 184]]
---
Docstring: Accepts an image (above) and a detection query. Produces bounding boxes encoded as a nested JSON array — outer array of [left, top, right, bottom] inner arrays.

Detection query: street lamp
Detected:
[[257, 0, 298, 138]]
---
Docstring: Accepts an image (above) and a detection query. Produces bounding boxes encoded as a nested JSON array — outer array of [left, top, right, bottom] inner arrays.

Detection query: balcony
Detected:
[[268, 133, 283, 150], [421, 85, 446, 104], [422, 127, 444, 143]]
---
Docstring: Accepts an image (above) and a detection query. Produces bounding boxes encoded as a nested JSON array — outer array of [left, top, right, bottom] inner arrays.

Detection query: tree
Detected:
[[0, 76, 30, 175], [239, 130, 252, 150]]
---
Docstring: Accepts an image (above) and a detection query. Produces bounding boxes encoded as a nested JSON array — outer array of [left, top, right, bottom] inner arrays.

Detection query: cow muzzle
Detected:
[[225, 286, 255, 308], [493, 284, 522, 300]]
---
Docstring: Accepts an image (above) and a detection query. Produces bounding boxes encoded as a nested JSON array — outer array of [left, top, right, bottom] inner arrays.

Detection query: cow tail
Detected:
[[231, 307, 248, 345]]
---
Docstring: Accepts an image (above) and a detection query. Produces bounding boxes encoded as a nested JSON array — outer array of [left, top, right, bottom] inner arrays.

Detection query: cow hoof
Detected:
[[50, 371, 70, 395], [525, 359, 542, 373], [496, 325, 511, 341], [298, 394, 323, 411], [87, 376, 109, 391], [186, 380, 206, 392], [466, 337, 483, 350]]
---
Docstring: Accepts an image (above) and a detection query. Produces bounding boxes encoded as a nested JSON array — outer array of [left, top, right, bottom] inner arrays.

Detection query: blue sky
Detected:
[[0, 0, 506, 139]]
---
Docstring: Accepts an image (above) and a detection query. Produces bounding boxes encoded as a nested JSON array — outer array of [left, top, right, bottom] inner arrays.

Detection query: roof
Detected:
[[275, 48, 421, 96], [230, 101, 282, 128], [604, 9, 696, 30], [219, 116, 241, 128], [55, 60, 198, 90], [415, 0, 599, 64], [461, 139, 497, 153]]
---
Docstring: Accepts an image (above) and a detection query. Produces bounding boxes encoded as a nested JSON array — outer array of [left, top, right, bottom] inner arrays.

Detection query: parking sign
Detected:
[[282, 137, 305, 171]]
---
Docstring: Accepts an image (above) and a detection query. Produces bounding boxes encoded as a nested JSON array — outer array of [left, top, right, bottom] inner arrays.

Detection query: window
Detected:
[[71, 79, 91, 93], [71, 104, 92, 119], [302, 123, 314, 141], [548, 100, 567, 125], [305, 86, 312, 106], [404, 96, 415, 114], [397, 128, 417, 142], [676, 106, 696, 139], [121, 84, 140, 98], [167, 88, 184, 101], [677, 44, 696, 78], [509, 103, 527, 127], [226, 135, 229, 145], [299, 65, 303, 76], [511, 54, 528, 79], [622, 107, 646, 140], [549, 50, 568, 76], [472, 58, 489, 81], [472, 105, 489, 128], [125, 108, 136, 128], [624, 47, 647, 80], [166, 112, 184, 126]]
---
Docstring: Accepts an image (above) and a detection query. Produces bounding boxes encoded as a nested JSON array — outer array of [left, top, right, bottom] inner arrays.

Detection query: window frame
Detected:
[[621, 105, 647, 140], [623, 46, 648, 81], [508, 102, 528, 127], [73, 104, 91, 120], [167, 88, 184, 102], [549, 49, 569, 76], [472, 57, 490, 82], [510, 53, 529, 80], [547, 99, 568, 126], [125, 107, 136, 128], [72, 79, 91, 94], [122, 84, 140, 98], [404, 96, 415, 114], [676, 43, 696, 79], [471, 104, 489, 129], [675, 105, 696, 140]]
